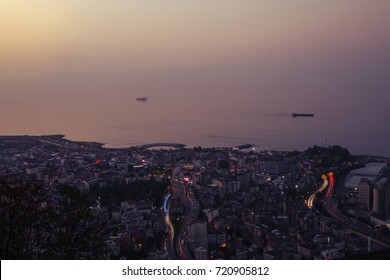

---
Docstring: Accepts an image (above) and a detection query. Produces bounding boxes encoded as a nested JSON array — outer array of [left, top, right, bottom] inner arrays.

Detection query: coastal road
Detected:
[[37, 139, 66, 148]]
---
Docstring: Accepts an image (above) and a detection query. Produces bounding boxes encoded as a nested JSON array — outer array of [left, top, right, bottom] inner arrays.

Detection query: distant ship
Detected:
[[136, 97, 147, 102], [292, 113, 315, 117]]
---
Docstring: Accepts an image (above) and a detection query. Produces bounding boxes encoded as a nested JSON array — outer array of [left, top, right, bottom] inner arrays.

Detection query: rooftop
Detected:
[[375, 177, 390, 190], [350, 162, 387, 177]]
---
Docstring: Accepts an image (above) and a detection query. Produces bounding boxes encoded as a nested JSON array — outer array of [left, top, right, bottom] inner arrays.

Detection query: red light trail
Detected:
[[326, 172, 334, 198]]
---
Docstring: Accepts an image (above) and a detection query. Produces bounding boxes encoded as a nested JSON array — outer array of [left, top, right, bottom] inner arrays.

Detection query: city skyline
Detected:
[[1, 135, 390, 260]]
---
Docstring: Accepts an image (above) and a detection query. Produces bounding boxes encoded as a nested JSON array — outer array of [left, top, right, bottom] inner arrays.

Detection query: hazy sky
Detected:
[[1, 1, 390, 154]]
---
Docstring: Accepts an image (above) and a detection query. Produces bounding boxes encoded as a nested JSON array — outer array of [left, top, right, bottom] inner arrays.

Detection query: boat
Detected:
[[292, 113, 314, 117], [136, 97, 147, 102]]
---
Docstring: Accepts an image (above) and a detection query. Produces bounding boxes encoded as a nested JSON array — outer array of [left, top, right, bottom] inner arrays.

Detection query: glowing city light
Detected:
[[163, 194, 171, 216]]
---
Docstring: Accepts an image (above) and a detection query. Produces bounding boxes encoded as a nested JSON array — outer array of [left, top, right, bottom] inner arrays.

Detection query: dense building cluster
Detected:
[[1, 135, 389, 259]]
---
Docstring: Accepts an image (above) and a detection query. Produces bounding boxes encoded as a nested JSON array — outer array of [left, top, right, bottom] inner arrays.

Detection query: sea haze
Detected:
[[1, 1, 390, 156]]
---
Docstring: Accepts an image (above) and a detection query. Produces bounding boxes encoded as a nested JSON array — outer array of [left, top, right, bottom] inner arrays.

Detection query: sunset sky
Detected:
[[1, 1, 390, 154]]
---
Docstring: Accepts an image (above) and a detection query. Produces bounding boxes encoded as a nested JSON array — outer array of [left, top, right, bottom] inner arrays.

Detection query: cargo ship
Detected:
[[292, 113, 315, 117]]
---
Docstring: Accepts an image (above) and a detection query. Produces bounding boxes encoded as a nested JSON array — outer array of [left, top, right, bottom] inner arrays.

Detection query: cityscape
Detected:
[[2, 1, 390, 264], [1, 135, 389, 260]]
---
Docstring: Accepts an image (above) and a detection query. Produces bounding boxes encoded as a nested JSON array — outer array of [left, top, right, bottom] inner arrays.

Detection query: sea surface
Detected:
[[2, 95, 388, 157], [98, 101, 388, 157], [1, 1, 390, 157]]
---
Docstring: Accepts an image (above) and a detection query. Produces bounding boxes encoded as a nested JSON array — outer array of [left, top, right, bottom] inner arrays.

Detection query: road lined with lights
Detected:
[[308, 172, 390, 248], [163, 193, 177, 259], [307, 174, 329, 209], [163, 193, 171, 216], [323, 197, 390, 247], [171, 180, 195, 259], [326, 172, 334, 198], [163, 180, 195, 259]]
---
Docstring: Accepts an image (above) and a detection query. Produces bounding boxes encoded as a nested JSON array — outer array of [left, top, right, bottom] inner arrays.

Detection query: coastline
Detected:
[[1, 134, 389, 161]]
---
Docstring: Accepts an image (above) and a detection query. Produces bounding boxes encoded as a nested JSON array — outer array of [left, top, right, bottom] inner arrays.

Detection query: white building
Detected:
[[189, 220, 208, 249], [193, 247, 208, 260], [370, 215, 390, 229], [320, 247, 345, 260], [373, 178, 390, 216], [345, 162, 387, 197], [358, 178, 373, 209], [203, 208, 219, 224], [216, 233, 227, 246]]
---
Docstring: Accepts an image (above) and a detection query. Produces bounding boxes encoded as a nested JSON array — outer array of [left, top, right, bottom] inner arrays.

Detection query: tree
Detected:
[[0, 177, 107, 259], [0, 178, 45, 259], [41, 184, 107, 259], [218, 159, 230, 170]]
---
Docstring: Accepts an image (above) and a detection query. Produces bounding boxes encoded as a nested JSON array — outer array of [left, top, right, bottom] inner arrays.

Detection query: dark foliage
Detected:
[[90, 180, 168, 208], [0, 177, 107, 259]]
